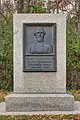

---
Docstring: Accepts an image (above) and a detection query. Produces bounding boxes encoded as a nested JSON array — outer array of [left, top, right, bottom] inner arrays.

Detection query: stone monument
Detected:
[[5, 13, 74, 111]]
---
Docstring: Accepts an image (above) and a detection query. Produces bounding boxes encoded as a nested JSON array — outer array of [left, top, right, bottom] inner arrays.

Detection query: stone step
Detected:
[[5, 93, 74, 112]]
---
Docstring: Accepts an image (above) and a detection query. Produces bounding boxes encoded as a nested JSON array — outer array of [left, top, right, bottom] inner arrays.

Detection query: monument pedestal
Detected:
[[6, 93, 74, 112]]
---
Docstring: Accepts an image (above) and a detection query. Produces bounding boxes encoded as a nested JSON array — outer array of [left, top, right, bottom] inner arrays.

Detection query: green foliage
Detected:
[[66, 19, 80, 90], [24, 4, 46, 13], [0, 13, 13, 90]]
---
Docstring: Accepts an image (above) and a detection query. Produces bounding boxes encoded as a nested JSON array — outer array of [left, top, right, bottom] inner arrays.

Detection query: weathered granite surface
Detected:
[[6, 93, 74, 112], [5, 13, 74, 112], [13, 13, 66, 93]]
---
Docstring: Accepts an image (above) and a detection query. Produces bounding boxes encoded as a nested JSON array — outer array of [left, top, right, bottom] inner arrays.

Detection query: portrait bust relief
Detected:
[[28, 27, 53, 54], [23, 24, 55, 55]]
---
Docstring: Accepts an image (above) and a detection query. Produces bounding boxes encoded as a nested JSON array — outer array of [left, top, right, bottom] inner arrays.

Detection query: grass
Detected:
[[70, 89, 80, 101], [0, 90, 9, 102], [0, 114, 79, 120]]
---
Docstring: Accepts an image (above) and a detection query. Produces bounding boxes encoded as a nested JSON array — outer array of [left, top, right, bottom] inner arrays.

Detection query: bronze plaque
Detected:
[[23, 23, 56, 72]]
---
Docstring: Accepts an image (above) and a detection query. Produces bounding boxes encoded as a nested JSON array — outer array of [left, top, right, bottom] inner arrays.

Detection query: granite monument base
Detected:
[[5, 93, 74, 112]]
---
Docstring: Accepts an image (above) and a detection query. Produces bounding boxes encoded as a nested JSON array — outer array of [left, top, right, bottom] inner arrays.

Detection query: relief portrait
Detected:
[[28, 27, 53, 54]]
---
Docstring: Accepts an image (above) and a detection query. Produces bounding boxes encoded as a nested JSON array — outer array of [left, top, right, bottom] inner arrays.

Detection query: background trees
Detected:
[[0, 0, 80, 90]]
